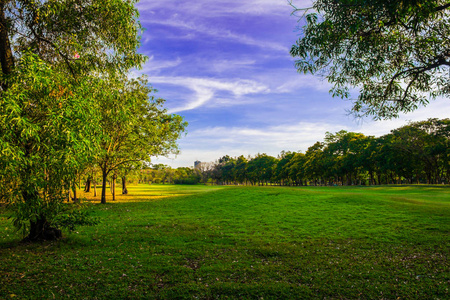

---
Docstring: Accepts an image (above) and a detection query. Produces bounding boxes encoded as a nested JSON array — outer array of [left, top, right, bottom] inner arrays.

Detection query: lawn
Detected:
[[1, 185, 449, 299]]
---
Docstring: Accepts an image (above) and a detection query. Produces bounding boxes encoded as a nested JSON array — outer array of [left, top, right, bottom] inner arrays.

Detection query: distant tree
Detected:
[[389, 118, 450, 184], [290, 0, 450, 119], [287, 152, 308, 186], [357, 136, 380, 185], [173, 167, 201, 185], [195, 161, 214, 184], [247, 154, 278, 185], [235, 155, 249, 185], [222, 157, 237, 185], [199, 118, 449, 187], [324, 131, 369, 185], [275, 151, 296, 185], [304, 142, 325, 186]]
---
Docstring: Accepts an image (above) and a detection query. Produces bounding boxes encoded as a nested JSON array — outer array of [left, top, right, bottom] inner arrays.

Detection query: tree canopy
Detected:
[[290, 0, 450, 119]]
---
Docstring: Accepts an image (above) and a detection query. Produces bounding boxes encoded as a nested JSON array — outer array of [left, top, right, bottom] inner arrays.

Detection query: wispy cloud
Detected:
[[191, 121, 340, 151], [137, 0, 298, 16], [141, 17, 288, 52], [210, 59, 257, 73], [149, 76, 270, 113], [274, 74, 332, 93], [141, 56, 182, 73]]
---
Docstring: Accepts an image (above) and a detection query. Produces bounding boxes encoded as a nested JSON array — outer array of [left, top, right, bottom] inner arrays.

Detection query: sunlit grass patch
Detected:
[[80, 184, 224, 203]]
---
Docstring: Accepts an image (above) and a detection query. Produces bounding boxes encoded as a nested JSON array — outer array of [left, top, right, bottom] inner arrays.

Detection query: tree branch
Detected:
[[435, 2, 450, 13], [27, 25, 77, 79], [385, 58, 450, 100]]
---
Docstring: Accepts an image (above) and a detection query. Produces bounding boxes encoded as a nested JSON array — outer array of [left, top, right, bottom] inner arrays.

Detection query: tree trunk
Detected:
[[22, 188, 62, 241], [101, 168, 108, 204], [93, 176, 97, 197], [72, 184, 78, 203], [0, 2, 14, 89], [122, 176, 128, 194], [84, 176, 91, 192], [112, 173, 116, 201], [24, 216, 62, 242]]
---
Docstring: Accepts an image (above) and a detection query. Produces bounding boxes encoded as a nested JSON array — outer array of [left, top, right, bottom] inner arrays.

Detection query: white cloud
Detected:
[[149, 76, 270, 112]]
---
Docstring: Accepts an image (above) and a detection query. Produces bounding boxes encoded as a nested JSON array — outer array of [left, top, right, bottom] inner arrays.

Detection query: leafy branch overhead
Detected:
[[290, 0, 450, 119]]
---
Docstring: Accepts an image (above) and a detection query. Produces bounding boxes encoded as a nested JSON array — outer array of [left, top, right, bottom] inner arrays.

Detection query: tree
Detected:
[[389, 118, 450, 183], [234, 155, 249, 185], [0, 53, 101, 240], [287, 152, 308, 186], [324, 131, 369, 185], [247, 154, 278, 185], [275, 151, 296, 185], [221, 157, 237, 185], [304, 142, 325, 185], [96, 75, 186, 203], [290, 0, 450, 119]]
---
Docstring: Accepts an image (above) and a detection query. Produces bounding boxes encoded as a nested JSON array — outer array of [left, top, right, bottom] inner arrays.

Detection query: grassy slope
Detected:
[[0, 185, 448, 299]]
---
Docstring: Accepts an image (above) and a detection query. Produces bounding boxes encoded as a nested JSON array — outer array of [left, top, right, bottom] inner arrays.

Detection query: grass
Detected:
[[0, 185, 449, 299]]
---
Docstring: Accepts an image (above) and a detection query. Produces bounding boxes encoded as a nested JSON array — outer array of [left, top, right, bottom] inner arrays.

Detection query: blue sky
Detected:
[[136, 0, 450, 168]]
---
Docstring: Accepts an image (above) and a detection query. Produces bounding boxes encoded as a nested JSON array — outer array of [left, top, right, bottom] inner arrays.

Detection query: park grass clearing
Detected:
[[0, 185, 448, 299]]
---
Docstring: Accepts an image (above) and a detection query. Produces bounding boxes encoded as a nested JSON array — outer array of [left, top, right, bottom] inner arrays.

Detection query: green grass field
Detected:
[[1, 185, 449, 299]]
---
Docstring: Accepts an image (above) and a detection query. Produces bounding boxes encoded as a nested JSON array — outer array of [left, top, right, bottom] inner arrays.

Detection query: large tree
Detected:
[[96, 75, 186, 204], [290, 0, 450, 119]]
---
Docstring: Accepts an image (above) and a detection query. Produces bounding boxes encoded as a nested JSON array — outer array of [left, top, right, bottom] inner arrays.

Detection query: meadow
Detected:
[[0, 185, 449, 299]]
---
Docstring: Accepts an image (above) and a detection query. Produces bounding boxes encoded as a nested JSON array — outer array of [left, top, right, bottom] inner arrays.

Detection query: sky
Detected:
[[136, 0, 450, 168]]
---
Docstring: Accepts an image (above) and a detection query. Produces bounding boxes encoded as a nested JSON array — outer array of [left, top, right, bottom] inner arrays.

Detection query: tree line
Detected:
[[186, 119, 449, 186]]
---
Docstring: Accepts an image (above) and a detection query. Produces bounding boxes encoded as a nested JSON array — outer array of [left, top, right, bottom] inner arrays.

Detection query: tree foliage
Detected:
[[1, 0, 145, 79], [96, 75, 186, 203], [0, 53, 101, 238], [290, 0, 450, 119]]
